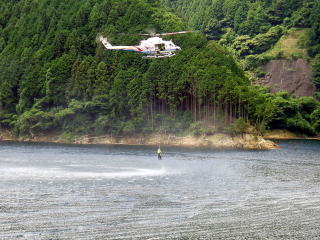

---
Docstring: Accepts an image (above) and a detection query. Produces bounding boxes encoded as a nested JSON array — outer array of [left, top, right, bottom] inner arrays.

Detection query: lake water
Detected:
[[0, 140, 320, 239]]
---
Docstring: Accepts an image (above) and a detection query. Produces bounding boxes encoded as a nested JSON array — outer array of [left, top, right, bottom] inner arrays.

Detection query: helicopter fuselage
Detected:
[[100, 36, 181, 58]]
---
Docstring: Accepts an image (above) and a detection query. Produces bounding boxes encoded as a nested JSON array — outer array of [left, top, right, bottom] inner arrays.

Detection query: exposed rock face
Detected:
[[258, 59, 315, 97], [0, 128, 14, 141]]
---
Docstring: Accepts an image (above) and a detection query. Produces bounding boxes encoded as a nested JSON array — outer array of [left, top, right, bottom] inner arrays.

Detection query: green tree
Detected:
[[45, 54, 71, 106]]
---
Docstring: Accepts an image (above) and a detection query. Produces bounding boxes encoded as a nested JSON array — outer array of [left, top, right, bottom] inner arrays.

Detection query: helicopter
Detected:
[[97, 31, 192, 59]]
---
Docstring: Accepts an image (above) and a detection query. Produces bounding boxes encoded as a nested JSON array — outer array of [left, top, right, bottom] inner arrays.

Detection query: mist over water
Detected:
[[0, 140, 320, 239]]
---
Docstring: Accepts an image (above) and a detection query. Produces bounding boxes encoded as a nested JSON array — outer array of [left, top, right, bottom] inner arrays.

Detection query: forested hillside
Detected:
[[161, 0, 320, 135], [0, 0, 320, 138], [163, 1, 303, 34], [161, 0, 320, 90]]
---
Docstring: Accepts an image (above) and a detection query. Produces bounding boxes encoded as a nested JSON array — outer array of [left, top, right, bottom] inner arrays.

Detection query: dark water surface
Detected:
[[0, 140, 320, 239]]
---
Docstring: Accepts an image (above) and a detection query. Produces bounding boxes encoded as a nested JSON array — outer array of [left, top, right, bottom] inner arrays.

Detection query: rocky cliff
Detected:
[[257, 59, 315, 97]]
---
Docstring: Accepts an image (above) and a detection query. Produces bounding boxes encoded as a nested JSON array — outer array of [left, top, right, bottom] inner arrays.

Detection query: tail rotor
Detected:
[[96, 34, 112, 48]]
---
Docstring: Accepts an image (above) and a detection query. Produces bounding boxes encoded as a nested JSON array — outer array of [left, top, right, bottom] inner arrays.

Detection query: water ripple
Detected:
[[0, 140, 320, 239]]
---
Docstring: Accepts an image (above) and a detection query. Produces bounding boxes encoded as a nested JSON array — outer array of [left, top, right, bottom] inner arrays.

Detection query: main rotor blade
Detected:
[[158, 31, 194, 36], [137, 33, 153, 36], [137, 31, 194, 37]]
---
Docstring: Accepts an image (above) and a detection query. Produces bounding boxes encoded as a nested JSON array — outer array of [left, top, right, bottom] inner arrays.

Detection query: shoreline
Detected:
[[264, 129, 320, 141], [0, 129, 279, 150]]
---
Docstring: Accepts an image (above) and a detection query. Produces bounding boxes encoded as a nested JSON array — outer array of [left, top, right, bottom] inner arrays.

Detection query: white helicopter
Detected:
[[97, 31, 192, 59]]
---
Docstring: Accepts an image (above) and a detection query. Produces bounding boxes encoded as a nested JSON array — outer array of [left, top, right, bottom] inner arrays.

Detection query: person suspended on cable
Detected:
[[157, 146, 163, 160]]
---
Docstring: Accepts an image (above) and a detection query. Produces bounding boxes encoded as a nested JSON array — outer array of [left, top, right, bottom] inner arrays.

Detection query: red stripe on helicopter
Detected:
[[134, 47, 143, 51]]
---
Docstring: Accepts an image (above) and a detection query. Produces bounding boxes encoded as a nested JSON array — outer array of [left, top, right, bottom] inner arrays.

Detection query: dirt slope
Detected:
[[257, 59, 315, 97]]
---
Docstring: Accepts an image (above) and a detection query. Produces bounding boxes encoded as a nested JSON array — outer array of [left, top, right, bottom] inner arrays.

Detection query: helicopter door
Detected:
[[155, 43, 165, 52]]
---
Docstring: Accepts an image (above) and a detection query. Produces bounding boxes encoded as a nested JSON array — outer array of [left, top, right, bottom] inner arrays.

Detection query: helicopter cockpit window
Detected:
[[155, 43, 165, 51]]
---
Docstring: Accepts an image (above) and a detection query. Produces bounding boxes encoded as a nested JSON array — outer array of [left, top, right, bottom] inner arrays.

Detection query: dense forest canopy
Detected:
[[161, 0, 314, 38], [0, 0, 320, 138]]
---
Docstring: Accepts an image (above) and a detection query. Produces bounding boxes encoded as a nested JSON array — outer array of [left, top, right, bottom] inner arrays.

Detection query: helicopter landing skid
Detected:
[[143, 54, 176, 59]]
